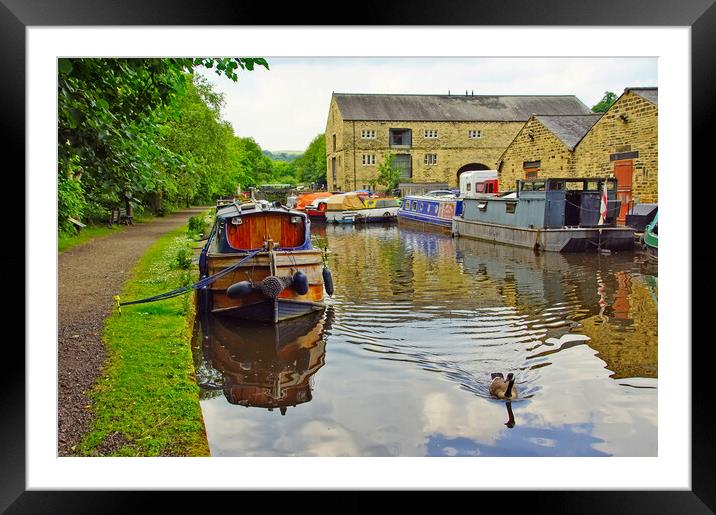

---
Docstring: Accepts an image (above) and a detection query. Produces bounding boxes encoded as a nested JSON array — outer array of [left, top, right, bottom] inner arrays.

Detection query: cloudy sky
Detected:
[[199, 57, 657, 152]]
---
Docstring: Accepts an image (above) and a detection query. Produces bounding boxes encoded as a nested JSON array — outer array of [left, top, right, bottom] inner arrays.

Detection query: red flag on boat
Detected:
[[598, 179, 609, 226]]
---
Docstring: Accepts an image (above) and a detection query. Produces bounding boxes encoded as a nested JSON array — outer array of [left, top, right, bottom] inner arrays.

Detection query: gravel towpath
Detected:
[[58, 207, 208, 456]]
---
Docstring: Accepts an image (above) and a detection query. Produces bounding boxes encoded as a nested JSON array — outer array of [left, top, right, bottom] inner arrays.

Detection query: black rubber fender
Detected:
[[293, 271, 309, 295], [322, 266, 334, 296], [226, 280, 254, 299]]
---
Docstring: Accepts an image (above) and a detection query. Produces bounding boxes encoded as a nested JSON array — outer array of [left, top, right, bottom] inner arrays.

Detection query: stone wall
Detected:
[[498, 117, 574, 191], [573, 91, 658, 203]]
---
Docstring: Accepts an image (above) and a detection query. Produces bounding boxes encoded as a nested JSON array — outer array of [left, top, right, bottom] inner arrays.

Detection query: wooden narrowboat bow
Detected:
[[199, 201, 334, 323]]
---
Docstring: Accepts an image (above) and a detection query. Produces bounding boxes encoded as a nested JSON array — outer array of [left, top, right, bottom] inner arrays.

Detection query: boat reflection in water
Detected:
[[198, 309, 329, 415]]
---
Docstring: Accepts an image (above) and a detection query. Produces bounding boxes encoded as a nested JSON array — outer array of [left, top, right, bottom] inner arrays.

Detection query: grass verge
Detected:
[[58, 214, 154, 253], [77, 224, 209, 457]]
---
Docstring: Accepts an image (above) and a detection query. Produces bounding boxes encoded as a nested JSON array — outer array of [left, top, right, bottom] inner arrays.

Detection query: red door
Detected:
[[613, 160, 633, 225]]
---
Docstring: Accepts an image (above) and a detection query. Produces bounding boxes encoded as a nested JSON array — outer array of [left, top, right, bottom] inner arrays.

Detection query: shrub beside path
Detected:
[[58, 207, 208, 456]]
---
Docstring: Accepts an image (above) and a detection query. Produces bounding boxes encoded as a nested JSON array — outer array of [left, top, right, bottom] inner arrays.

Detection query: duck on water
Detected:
[[489, 372, 519, 400]]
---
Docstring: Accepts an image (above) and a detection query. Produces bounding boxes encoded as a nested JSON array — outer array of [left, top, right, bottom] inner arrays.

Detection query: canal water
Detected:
[[192, 223, 658, 457]]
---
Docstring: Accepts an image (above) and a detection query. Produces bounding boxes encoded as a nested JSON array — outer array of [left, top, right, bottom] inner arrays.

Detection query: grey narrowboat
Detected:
[[452, 178, 635, 252]]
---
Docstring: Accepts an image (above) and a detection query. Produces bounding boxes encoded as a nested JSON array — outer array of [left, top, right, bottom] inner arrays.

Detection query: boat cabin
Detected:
[[213, 202, 312, 252], [363, 198, 400, 209], [461, 178, 621, 229]]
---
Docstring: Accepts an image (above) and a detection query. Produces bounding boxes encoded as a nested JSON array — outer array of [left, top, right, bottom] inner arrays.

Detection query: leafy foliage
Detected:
[[369, 152, 401, 193], [592, 91, 618, 113], [292, 134, 326, 186], [57, 57, 270, 229]]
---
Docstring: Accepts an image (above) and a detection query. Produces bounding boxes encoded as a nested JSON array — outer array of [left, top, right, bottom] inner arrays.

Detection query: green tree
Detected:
[[369, 152, 401, 193], [293, 134, 326, 185], [57, 57, 269, 225], [592, 91, 618, 113]]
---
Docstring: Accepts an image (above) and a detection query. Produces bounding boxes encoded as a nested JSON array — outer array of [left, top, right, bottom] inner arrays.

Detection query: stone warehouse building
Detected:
[[498, 87, 658, 223], [324, 93, 594, 192]]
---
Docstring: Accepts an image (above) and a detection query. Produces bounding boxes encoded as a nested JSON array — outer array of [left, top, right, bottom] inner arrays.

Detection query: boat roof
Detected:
[[215, 201, 305, 221], [403, 194, 460, 201]]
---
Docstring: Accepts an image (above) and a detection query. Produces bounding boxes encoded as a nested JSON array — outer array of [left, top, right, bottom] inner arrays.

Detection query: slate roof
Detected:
[[534, 114, 603, 150], [626, 87, 658, 105], [333, 93, 593, 122]]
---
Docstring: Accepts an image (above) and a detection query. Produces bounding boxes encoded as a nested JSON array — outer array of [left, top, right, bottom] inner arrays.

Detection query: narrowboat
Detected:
[[452, 177, 635, 252], [397, 192, 464, 232], [199, 201, 334, 322], [643, 212, 658, 261], [200, 309, 327, 414], [325, 192, 400, 223]]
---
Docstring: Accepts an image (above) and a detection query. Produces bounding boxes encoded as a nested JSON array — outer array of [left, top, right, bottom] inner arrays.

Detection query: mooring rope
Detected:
[[114, 248, 262, 310]]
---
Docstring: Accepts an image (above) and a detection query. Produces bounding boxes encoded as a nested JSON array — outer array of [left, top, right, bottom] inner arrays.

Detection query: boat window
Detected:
[[586, 181, 599, 191], [486, 183, 494, 193], [505, 202, 517, 214], [533, 181, 546, 191], [412, 201, 417, 211], [548, 181, 565, 191], [466, 183, 471, 192], [476, 183, 486, 193], [478, 202, 488, 211], [419, 202, 423, 211]]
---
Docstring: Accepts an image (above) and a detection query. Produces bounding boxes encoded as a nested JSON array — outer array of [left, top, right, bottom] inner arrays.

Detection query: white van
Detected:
[[459, 170, 499, 198]]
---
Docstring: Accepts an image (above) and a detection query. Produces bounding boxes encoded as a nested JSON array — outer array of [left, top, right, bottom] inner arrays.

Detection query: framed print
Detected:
[[3, 0, 712, 511]]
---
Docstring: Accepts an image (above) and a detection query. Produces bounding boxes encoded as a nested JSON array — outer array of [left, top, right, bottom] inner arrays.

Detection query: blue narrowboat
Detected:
[[397, 192, 464, 232]]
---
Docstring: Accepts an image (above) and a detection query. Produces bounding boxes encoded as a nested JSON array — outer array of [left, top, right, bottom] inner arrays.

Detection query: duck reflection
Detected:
[[505, 402, 516, 428], [199, 309, 330, 414]]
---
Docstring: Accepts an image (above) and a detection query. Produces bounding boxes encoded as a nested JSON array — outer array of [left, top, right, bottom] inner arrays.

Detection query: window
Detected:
[[424, 129, 438, 139], [332, 134, 336, 152], [411, 201, 418, 211], [478, 202, 488, 211], [362, 154, 376, 166], [424, 154, 438, 165], [361, 129, 376, 139], [466, 183, 471, 192], [390, 129, 412, 147], [394, 154, 412, 178], [505, 202, 517, 214], [468, 129, 482, 139]]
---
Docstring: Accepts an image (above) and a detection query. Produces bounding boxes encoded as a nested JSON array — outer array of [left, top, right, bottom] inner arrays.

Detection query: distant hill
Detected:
[[263, 150, 303, 162]]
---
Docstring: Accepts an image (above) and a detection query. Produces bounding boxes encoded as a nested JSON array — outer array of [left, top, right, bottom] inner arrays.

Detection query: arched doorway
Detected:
[[456, 163, 491, 183]]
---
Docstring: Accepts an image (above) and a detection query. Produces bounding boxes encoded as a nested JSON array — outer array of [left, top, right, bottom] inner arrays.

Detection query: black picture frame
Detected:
[[3, 0, 711, 512]]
